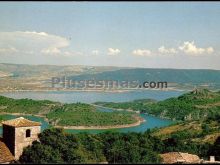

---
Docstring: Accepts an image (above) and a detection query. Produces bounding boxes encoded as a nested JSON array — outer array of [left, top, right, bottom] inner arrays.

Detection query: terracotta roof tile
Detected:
[[0, 138, 15, 163], [2, 117, 41, 127]]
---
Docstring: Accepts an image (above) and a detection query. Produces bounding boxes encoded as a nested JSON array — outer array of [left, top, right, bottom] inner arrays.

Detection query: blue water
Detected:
[[65, 113, 174, 134], [0, 90, 185, 103], [0, 90, 184, 134], [0, 113, 173, 135]]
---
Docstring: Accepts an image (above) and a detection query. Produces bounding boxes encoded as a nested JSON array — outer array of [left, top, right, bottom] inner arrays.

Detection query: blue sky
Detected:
[[0, 2, 220, 69]]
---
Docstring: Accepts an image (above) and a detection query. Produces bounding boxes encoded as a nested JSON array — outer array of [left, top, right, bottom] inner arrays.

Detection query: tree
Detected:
[[19, 141, 63, 164]]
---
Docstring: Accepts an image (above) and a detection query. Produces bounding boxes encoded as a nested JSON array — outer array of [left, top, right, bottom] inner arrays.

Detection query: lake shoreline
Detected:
[[93, 104, 178, 122], [0, 112, 145, 130], [0, 87, 188, 93], [54, 116, 145, 130]]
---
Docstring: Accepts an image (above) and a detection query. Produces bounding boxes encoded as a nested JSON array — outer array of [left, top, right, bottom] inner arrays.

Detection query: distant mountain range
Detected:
[[69, 68, 220, 84], [0, 63, 220, 91], [0, 63, 124, 78]]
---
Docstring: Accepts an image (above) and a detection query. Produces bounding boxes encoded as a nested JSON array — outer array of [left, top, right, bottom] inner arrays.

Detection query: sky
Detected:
[[0, 2, 220, 69]]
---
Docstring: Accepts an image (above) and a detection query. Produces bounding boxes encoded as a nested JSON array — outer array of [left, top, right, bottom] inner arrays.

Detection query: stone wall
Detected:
[[14, 126, 41, 160]]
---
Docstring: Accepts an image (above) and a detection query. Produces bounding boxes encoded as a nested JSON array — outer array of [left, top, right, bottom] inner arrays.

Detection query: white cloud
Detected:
[[0, 47, 19, 53], [0, 31, 70, 56], [158, 46, 177, 54], [92, 50, 99, 55], [42, 49, 82, 57], [132, 49, 152, 56], [41, 47, 61, 55], [179, 41, 214, 55], [63, 51, 83, 57], [207, 47, 214, 54], [23, 31, 48, 36], [108, 48, 120, 55]]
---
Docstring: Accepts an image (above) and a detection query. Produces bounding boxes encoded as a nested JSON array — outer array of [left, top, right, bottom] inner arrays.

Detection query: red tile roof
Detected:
[[0, 138, 14, 163]]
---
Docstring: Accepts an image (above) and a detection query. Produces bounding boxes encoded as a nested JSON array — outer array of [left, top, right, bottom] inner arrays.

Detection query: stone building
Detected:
[[0, 117, 41, 162]]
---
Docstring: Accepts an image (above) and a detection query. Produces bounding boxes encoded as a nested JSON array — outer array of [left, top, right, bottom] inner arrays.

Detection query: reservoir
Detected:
[[0, 90, 184, 103], [0, 90, 185, 134], [0, 113, 174, 135]]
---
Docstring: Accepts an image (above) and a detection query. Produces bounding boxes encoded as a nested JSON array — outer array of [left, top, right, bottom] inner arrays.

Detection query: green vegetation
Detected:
[[0, 114, 16, 123], [95, 99, 156, 112], [95, 89, 220, 121], [46, 103, 137, 126], [0, 96, 138, 127], [152, 114, 220, 144], [1, 89, 219, 163], [146, 89, 220, 120], [93, 89, 220, 161], [19, 128, 220, 164], [0, 96, 57, 114], [149, 115, 220, 160], [19, 128, 162, 164]]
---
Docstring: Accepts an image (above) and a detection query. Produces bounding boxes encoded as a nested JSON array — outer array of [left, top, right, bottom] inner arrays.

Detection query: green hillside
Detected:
[[0, 95, 57, 114], [0, 96, 137, 127], [146, 89, 220, 120], [46, 103, 137, 127], [95, 89, 220, 121], [95, 99, 156, 112], [152, 115, 220, 144]]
